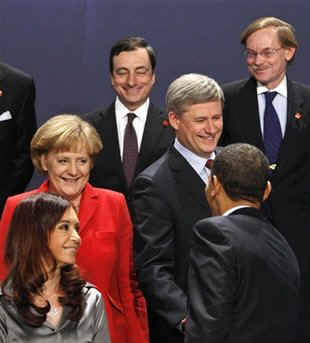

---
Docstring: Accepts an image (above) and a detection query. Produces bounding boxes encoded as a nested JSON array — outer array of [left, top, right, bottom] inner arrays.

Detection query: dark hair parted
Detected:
[[211, 143, 269, 203], [109, 36, 156, 73], [2, 193, 86, 327]]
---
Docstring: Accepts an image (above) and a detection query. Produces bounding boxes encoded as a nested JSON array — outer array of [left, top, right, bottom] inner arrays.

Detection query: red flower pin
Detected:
[[162, 119, 169, 127], [295, 112, 302, 120]]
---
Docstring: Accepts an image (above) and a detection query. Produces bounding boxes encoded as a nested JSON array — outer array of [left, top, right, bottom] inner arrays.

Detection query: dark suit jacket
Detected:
[[221, 77, 310, 342], [0, 62, 36, 215], [186, 207, 300, 343], [133, 147, 213, 343], [84, 102, 174, 204]]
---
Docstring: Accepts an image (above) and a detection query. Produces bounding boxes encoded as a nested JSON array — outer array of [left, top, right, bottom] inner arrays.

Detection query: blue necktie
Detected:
[[263, 92, 282, 164]]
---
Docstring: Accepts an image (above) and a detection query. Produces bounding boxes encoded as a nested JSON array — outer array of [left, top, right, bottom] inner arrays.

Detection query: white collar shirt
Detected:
[[115, 97, 149, 160], [223, 205, 251, 216]]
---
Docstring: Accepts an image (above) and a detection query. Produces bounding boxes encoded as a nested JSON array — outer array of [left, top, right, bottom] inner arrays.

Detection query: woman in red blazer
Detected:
[[0, 114, 148, 343]]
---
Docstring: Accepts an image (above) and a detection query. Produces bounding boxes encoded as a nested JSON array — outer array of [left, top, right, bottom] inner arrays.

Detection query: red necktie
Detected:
[[123, 113, 138, 187], [205, 159, 213, 169]]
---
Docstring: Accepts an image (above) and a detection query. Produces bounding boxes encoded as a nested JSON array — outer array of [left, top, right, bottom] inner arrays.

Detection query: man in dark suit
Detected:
[[133, 73, 224, 342], [85, 37, 174, 208], [221, 17, 310, 342], [0, 62, 36, 215], [186, 143, 300, 343]]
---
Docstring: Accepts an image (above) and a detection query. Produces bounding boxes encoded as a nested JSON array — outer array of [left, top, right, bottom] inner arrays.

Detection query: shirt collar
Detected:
[[115, 97, 149, 121], [174, 138, 216, 174], [223, 205, 250, 216], [256, 75, 287, 97]]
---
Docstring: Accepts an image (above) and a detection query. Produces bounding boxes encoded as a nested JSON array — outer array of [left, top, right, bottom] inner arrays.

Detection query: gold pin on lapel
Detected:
[[269, 164, 277, 171]]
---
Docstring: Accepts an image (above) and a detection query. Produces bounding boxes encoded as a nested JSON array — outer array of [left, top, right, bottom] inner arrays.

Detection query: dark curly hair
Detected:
[[2, 192, 86, 327]]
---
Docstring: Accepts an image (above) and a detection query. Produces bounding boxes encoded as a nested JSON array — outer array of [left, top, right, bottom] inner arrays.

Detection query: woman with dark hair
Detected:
[[0, 192, 110, 342], [0, 114, 148, 343]]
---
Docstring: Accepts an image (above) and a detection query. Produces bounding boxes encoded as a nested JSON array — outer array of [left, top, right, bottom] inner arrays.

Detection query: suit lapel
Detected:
[[78, 183, 99, 233], [136, 103, 164, 173], [169, 147, 209, 211], [239, 78, 265, 150], [100, 104, 127, 190], [275, 79, 303, 171]]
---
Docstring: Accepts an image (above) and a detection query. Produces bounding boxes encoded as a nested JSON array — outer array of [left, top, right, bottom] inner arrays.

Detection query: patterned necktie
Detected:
[[123, 113, 138, 187], [263, 92, 282, 164]]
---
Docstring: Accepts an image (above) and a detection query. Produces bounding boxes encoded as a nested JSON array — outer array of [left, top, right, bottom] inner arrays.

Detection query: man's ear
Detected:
[[284, 46, 296, 63], [168, 111, 179, 131], [209, 175, 221, 197], [263, 181, 272, 201]]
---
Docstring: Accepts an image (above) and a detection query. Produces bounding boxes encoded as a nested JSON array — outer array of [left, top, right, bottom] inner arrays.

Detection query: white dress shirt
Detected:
[[223, 205, 251, 216], [115, 97, 149, 160]]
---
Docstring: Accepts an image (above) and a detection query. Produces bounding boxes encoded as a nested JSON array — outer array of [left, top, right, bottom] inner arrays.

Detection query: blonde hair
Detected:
[[31, 114, 103, 173]]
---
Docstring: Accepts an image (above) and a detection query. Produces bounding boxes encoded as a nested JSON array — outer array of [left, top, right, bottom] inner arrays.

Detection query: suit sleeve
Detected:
[[117, 195, 149, 343], [133, 174, 187, 328], [5, 79, 37, 195], [185, 219, 236, 343]]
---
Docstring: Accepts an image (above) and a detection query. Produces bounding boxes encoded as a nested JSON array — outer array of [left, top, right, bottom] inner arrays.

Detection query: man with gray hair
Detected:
[[221, 17, 310, 342], [133, 73, 223, 342]]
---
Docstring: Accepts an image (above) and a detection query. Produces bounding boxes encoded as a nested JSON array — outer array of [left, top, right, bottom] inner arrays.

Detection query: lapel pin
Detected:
[[162, 119, 169, 127], [294, 112, 302, 120], [269, 164, 277, 171]]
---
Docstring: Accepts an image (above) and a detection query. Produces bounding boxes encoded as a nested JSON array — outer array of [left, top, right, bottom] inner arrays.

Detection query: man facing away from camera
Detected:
[[186, 143, 300, 343]]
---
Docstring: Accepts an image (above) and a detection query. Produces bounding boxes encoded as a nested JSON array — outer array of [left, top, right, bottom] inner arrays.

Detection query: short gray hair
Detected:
[[166, 73, 224, 114]]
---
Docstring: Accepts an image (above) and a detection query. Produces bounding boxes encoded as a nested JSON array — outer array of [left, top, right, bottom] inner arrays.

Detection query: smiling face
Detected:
[[48, 206, 81, 268], [40, 148, 91, 203], [169, 101, 223, 158], [246, 26, 296, 89], [111, 48, 155, 110]]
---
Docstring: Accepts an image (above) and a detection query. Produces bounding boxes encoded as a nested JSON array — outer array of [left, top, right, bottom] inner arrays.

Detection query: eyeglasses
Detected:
[[244, 47, 282, 60]]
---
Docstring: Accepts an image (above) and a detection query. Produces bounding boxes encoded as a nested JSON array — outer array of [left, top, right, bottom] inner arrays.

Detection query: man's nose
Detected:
[[127, 72, 137, 86], [204, 119, 216, 133]]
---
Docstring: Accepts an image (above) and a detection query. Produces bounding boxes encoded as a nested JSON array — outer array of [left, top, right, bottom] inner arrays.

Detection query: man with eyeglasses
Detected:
[[221, 17, 310, 343], [84, 37, 174, 213]]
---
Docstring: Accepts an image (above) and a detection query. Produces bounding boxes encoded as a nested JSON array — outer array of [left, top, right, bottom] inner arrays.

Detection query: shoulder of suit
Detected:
[[148, 102, 165, 116], [84, 102, 115, 123], [5, 189, 39, 205], [289, 79, 310, 94], [136, 151, 169, 180], [222, 78, 249, 92], [89, 184, 126, 201], [83, 282, 101, 295], [0, 62, 34, 84]]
